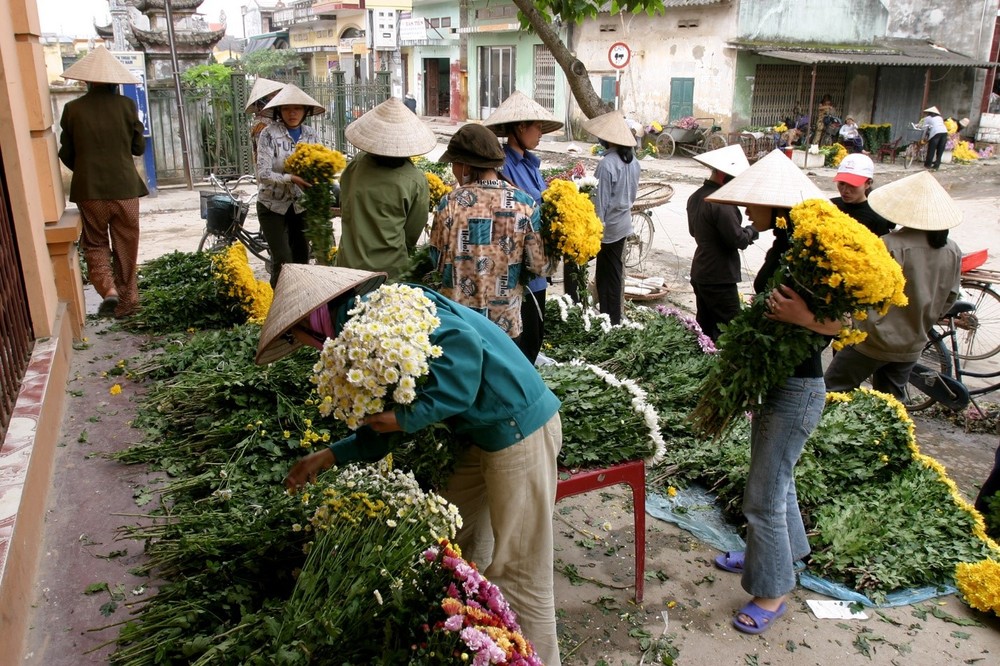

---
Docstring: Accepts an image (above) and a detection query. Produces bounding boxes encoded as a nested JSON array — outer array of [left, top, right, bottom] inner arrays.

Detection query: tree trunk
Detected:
[[510, 0, 612, 120]]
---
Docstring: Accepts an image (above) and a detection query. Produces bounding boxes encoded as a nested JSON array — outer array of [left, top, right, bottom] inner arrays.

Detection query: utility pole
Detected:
[[164, 0, 194, 190]]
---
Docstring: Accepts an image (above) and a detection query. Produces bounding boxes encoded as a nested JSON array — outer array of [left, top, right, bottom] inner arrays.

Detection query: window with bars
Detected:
[[533, 45, 556, 113]]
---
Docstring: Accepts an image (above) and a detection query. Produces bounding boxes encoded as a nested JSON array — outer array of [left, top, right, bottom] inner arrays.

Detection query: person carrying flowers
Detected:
[[825, 171, 963, 399], [830, 153, 894, 237], [580, 111, 642, 326], [686, 143, 755, 342], [255, 264, 564, 666], [484, 91, 565, 362], [335, 97, 435, 278], [257, 84, 325, 286], [429, 124, 559, 343], [698, 150, 906, 635]]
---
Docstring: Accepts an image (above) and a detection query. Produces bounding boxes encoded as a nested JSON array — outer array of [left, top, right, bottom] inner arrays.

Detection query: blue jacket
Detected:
[[501, 144, 549, 293], [329, 287, 561, 464]]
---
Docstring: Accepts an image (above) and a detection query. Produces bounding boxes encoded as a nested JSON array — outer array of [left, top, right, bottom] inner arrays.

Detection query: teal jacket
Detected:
[[329, 287, 560, 464]]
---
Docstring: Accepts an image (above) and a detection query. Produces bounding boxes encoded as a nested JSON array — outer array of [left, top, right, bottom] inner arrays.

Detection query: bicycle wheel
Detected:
[[624, 211, 653, 269], [197, 229, 234, 253], [655, 133, 676, 158], [703, 133, 727, 152], [954, 281, 1000, 360], [238, 230, 273, 275], [900, 334, 952, 412]]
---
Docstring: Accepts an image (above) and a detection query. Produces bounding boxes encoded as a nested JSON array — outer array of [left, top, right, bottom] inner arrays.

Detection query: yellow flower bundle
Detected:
[[425, 172, 452, 212], [956, 559, 1000, 615], [778, 199, 908, 349], [541, 178, 603, 265], [828, 142, 848, 167], [284, 142, 346, 184], [691, 199, 908, 437], [953, 140, 979, 163], [211, 242, 274, 323], [944, 118, 959, 135]]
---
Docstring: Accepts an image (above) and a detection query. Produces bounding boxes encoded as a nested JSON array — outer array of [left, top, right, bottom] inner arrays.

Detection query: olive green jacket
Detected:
[[58, 86, 148, 202]]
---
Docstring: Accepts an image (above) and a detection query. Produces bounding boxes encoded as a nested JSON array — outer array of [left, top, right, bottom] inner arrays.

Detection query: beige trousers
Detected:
[[442, 413, 562, 665], [78, 198, 141, 316]]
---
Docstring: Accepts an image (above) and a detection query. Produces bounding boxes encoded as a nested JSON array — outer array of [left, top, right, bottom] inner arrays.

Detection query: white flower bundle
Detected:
[[312, 284, 444, 429]]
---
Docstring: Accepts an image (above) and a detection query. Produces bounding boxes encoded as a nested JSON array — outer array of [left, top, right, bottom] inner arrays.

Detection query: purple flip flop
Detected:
[[732, 600, 787, 635], [715, 551, 744, 573]]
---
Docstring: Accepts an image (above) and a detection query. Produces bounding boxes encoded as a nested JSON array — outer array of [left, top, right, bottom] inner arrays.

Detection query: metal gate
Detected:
[[533, 45, 556, 113], [144, 71, 392, 184], [750, 64, 847, 127], [479, 46, 515, 118], [0, 144, 34, 438], [873, 67, 926, 144]]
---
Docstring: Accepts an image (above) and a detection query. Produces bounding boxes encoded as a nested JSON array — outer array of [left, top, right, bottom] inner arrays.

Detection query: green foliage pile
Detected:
[[123, 251, 247, 333]]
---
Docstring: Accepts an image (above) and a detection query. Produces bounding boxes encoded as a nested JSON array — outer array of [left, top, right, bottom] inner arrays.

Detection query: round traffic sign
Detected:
[[608, 42, 631, 69]]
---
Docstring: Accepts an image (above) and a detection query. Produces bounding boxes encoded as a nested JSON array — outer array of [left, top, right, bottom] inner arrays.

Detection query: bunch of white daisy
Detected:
[[312, 284, 444, 429]]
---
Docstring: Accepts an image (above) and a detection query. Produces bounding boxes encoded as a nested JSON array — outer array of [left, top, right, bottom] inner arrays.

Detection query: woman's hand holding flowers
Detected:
[[289, 174, 311, 189], [363, 410, 401, 433], [765, 285, 842, 334]]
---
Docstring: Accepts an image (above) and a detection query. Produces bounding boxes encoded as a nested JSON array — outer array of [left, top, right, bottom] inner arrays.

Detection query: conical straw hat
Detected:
[[262, 84, 326, 118], [581, 111, 636, 147], [705, 149, 824, 208], [867, 171, 962, 231], [245, 77, 285, 112], [256, 265, 387, 365], [693, 144, 750, 178], [482, 91, 563, 136], [923, 106, 940, 115], [61, 47, 138, 84], [345, 97, 437, 157]]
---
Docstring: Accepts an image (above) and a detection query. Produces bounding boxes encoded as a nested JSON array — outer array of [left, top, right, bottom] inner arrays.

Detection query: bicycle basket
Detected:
[[206, 194, 240, 234]]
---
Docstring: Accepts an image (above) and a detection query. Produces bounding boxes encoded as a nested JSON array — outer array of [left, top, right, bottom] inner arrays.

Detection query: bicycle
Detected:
[[902, 124, 929, 169], [198, 174, 271, 273], [623, 181, 674, 269], [902, 250, 1000, 412], [903, 299, 1000, 414]]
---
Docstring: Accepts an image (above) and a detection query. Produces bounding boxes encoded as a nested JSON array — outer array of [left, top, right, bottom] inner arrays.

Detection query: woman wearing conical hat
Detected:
[[58, 47, 148, 319], [245, 76, 285, 162], [334, 97, 435, 279], [916, 105, 948, 170], [483, 91, 564, 362], [257, 84, 326, 287], [580, 111, 642, 326]]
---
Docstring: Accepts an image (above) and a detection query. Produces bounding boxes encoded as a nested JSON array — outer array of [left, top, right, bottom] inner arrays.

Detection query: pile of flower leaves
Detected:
[[104, 263, 1000, 663], [663, 387, 999, 604], [123, 248, 272, 333]]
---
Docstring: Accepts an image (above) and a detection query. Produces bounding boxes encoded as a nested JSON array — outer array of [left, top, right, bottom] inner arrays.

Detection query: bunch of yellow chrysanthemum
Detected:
[[956, 559, 1000, 615], [284, 142, 346, 184], [312, 284, 443, 430], [953, 140, 979, 164], [779, 199, 908, 348], [283, 143, 346, 265], [944, 118, 959, 135], [211, 243, 273, 323], [540, 178, 603, 265], [425, 172, 452, 212], [827, 142, 848, 167], [691, 199, 908, 437]]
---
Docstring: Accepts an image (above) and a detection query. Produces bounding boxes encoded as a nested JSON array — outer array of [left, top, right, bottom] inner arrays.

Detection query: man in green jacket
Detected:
[[257, 264, 563, 666], [58, 47, 148, 318]]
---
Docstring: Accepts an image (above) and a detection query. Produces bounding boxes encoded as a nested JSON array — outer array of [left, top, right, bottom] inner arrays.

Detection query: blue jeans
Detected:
[[742, 376, 826, 599]]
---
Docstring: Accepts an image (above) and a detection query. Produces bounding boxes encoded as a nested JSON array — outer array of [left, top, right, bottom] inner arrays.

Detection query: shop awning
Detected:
[[731, 38, 999, 68], [243, 32, 287, 55]]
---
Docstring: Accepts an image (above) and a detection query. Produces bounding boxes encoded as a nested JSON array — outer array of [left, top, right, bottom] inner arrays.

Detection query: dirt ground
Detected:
[[22, 146, 1000, 665]]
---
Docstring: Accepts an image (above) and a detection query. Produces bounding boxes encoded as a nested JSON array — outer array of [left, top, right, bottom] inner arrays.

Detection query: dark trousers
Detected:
[[692, 281, 741, 342], [257, 202, 309, 287], [823, 346, 915, 400], [516, 288, 546, 364], [925, 132, 948, 169], [596, 238, 625, 326], [975, 444, 1000, 515]]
